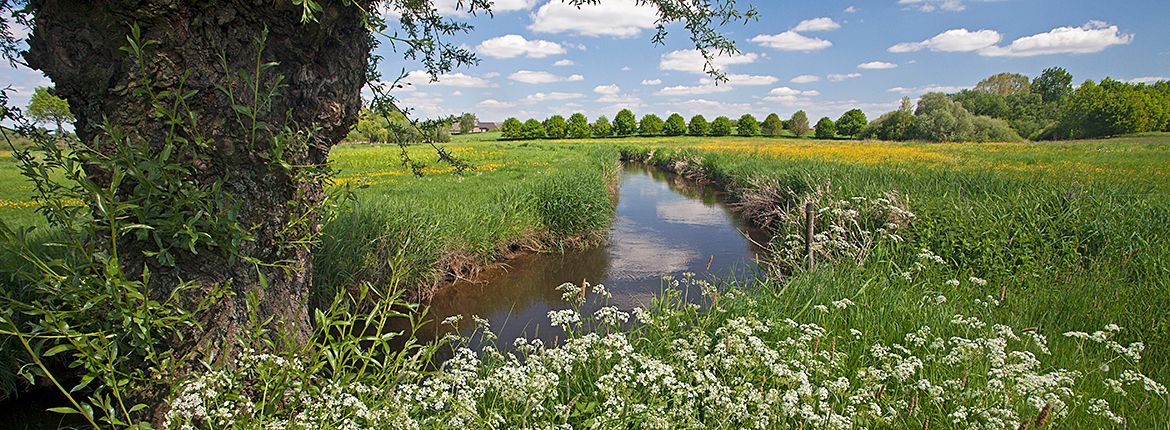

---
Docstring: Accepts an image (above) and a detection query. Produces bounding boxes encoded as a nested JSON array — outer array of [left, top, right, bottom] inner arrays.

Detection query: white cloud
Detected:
[[522, 92, 584, 103], [858, 61, 898, 69], [655, 84, 734, 96], [750, 31, 833, 51], [641, 79, 662, 85], [1128, 76, 1169, 85], [763, 87, 820, 104], [553, 59, 575, 66], [403, 70, 497, 87], [828, 73, 862, 82], [476, 34, 566, 59], [790, 75, 821, 84], [529, 0, 659, 38], [702, 74, 779, 86], [887, 84, 969, 95], [477, 99, 515, 108], [659, 49, 760, 74], [889, 29, 1001, 53], [792, 17, 841, 32], [413, 0, 536, 16], [621, 66, 633, 72], [898, 0, 967, 12], [593, 84, 621, 95], [844, 6, 859, 13], [508, 70, 583, 84], [451, 90, 463, 96], [672, 99, 753, 116], [978, 21, 1134, 57]]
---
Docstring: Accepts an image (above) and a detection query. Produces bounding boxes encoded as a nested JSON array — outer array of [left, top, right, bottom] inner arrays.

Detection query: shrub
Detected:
[[501, 117, 524, 139], [814, 116, 836, 139], [737, 114, 759, 136], [663, 113, 687, 136], [710, 116, 733, 136], [688, 115, 709, 136], [761, 113, 783, 136], [614, 109, 637, 136]]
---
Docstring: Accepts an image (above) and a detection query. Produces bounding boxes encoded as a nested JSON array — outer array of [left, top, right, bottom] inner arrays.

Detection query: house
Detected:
[[450, 121, 500, 134]]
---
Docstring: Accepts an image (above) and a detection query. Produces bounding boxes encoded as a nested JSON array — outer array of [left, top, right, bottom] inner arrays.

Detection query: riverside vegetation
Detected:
[[2, 128, 1169, 428]]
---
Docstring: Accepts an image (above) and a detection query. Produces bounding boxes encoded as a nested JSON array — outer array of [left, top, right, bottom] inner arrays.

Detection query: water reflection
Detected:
[[420, 164, 768, 346]]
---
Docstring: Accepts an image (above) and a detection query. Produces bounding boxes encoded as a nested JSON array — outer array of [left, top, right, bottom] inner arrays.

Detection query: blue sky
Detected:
[[4, 0, 1169, 124]]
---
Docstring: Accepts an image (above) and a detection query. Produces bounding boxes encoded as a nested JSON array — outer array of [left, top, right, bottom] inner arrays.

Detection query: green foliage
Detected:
[[789, 110, 810, 137], [592, 115, 613, 137], [814, 116, 836, 139], [501, 117, 524, 139], [975, 72, 1031, 95], [522, 118, 546, 139], [1056, 78, 1170, 139], [458, 112, 477, 134], [834, 109, 867, 137], [545, 115, 568, 139], [25, 86, 73, 132], [862, 110, 915, 141], [688, 115, 709, 136], [736, 114, 759, 136], [663, 113, 687, 136], [1032, 67, 1073, 103], [614, 109, 637, 136], [909, 93, 1022, 142], [531, 173, 614, 238], [567, 113, 591, 139], [761, 113, 783, 136], [638, 113, 664, 136], [710, 116, 733, 136]]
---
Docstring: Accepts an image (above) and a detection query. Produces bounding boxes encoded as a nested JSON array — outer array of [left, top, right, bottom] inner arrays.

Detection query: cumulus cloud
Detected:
[[790, 75, 820, 84], [408, 0, 535, 16], [522, 92, 584, 103], [553, 59, 575, 66], [529, 0, 659, 38], [477, 99, 515, 108], [887, 84, 969, 95], [701, 74, 779, 86], [763, 87, 820, 104], [672, 99, 754, 116], [641, 79, 662, 85], [403, 70, 497, 87], [898, 0, 967, 12], [889, 29, 1001, 53], [655, 84, 734, 96], [750, 31, 833, 51], [828, 73, 862, 82], [978, 21, 1134, 57], [476, 34, 566, 59], [509, 70, 584, 84], [792, 17, 841, 32], [844, 6, 859, 13], [659, 49, 760, 74], [858, 61, 898, 69], [593, 84, 621, 95], [1128, 76, 1169, 85]]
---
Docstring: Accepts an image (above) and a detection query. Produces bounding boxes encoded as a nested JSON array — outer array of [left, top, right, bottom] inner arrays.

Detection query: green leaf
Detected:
[[43, 344, 72, 357], [46, 406, 78, 415]]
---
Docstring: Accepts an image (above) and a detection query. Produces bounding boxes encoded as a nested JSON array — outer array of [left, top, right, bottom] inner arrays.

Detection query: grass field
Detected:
[[3, 133, 1169, 427]]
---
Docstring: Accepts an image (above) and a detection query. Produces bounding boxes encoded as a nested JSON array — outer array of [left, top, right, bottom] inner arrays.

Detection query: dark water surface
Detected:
[[420, 164, 768, 346]]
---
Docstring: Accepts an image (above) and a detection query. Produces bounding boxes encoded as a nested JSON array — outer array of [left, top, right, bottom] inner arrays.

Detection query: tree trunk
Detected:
[[24, 1, 370, 362]]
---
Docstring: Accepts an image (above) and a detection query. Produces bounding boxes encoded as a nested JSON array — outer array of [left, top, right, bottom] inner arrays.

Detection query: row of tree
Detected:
[[499, 108, 870, 140], [346, 108, 452, 143]]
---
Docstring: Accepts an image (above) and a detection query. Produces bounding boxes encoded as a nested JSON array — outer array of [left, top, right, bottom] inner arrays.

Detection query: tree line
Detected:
[[499, 108, 870, 140]]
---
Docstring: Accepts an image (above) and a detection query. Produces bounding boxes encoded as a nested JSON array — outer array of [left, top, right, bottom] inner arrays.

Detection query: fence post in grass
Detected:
[[804, 202, 815, 271]]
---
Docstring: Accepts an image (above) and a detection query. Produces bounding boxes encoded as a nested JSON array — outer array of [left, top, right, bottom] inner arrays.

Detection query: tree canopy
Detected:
[[26, 86, 74, 133], [789, 111, 810, 137], [835, 109, 867, 137]]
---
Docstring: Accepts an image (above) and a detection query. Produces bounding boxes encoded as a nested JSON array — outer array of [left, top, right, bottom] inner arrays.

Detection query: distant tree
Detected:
[[501, 117, 524, 139], [710, 116, 733, 136], [761, 113, 783, 136], [835, 109, 867, 137], [567, 113, 591, 139], [1032, 67, 1074, 103], [522, 118, 546, 139], [26, 86, 74, 136], [975, 72, 1031, 95], [639, 113, 664, 135], [664, 113, 687, 136], [908, 92, 1021, 142], [814, 117, 836, 139], [952, 89, 1011, 118], [789, 110, 810, 137], [592, 115, 614, 137], [545, 115, 568, 139], [614, 109, 638, 136], [688, 115, 710, 135], [353, 111, 388, 143], [1057, 78, 1170, 139], [458, 112, 477, 134], [737, 114, 759, 136]]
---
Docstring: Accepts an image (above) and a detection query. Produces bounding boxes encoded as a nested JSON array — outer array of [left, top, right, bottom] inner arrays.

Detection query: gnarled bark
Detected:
[[24, 0, 371, 362]]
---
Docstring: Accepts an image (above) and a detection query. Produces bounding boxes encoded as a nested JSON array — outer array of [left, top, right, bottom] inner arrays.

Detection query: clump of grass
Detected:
[[530, 172, 614, 243]]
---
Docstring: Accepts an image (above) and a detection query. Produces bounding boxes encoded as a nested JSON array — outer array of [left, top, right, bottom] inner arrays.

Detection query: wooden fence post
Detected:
[[804, 202, 815, 271]]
